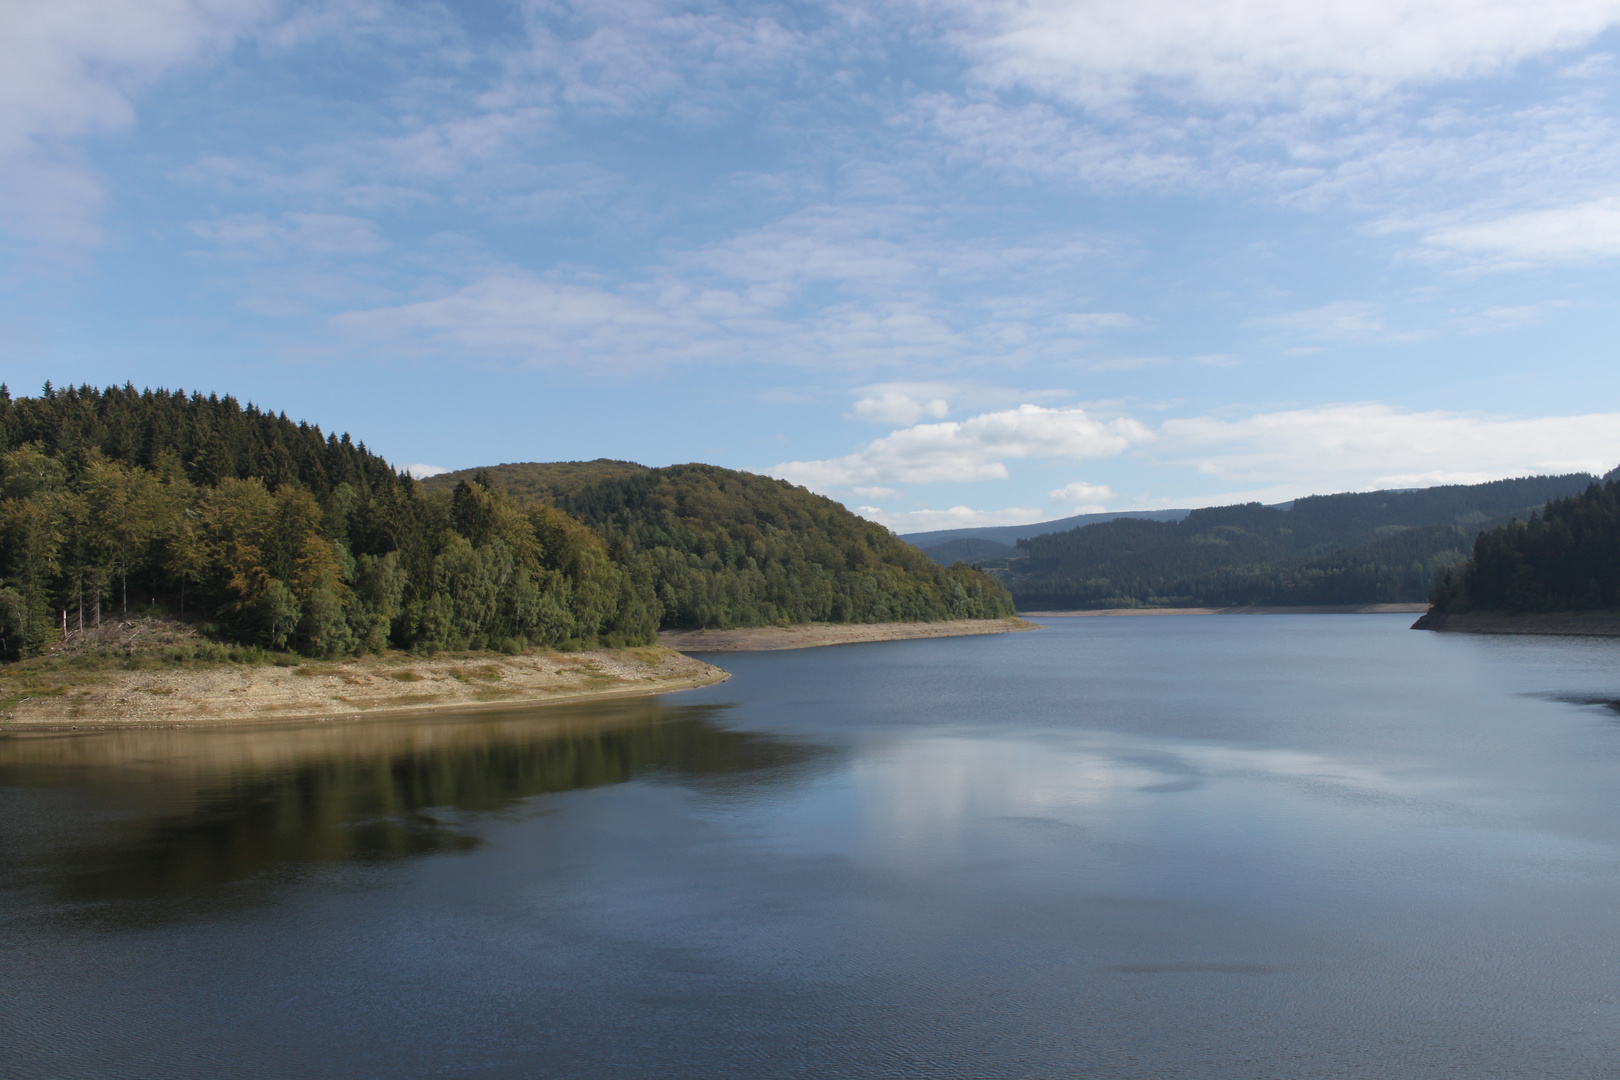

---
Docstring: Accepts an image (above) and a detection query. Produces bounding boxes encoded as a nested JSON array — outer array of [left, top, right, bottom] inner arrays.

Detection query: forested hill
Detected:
[[1427, 478, 1620, 615], [0, 386, 1010, 662], [420, 461, 1013, 628], [1004, 473, 1596, 610], [0, 384, 658, 660]]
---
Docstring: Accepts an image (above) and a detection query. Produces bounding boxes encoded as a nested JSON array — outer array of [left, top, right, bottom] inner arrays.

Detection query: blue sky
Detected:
[[7, 0, 1620, 531]]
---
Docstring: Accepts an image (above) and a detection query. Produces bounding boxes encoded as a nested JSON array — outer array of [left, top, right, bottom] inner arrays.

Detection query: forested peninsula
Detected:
[[1415, 477, 1620, 635], [0, 384, 1012, 670], [996, 474, 1597, 611]]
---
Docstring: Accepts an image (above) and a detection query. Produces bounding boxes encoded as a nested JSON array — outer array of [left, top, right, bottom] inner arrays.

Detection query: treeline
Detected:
[[0, 384, 652, 660], [1003, 474, 1595, 610], [0, 385, 1013, 662], [424, 462, 1015, 628], [1429, 479, 1620, 613]]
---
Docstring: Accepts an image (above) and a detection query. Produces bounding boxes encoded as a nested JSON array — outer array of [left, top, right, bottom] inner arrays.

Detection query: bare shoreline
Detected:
[[658, 617, 1040, 652], [1022, 603, 1430, 617], [0, 646, 730, 734]]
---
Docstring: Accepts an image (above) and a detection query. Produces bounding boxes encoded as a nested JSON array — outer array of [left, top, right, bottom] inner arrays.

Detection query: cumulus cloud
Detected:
[[838, 403, 1620, 535], [1049, 480, 1114, 508], [856, 504, 1053, 532], [404, 463, 450, 478], [851, 384, 952, 425], [1158, 404, 1620, 490], [1423, 196, 1620, 265], [771, 404, 1154, 490]]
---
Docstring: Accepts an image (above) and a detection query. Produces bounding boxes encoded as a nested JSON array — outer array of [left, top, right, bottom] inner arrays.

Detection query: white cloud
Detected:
[[1158, 404, 1620, 490], [932, 0, 1620, 109], [857, 504, 1053, 532], [1049, 480, 1114, 508], [851, 384, 952, 425], [404, 463, 450, 478], [772, 404, 1154, 490], [1423, 196, 1620, 265], [0, 0, 270, 246], [853, 486, 905, 499]]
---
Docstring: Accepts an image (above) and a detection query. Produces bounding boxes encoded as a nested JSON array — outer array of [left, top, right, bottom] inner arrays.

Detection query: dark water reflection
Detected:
[[10, 616, 1620, 1078], [0, 702, 826, 916]]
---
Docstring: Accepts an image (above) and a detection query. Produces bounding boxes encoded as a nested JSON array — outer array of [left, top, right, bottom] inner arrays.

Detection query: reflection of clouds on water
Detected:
[[843, 733, 1448, 875]]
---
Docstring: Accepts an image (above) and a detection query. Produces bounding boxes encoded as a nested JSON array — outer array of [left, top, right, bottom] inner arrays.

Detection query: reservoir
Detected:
[[5, 614, 1620, 1077]]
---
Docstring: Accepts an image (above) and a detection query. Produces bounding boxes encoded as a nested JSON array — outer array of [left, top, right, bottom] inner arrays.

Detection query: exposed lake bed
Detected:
[[6, 615, 1620, 1078]]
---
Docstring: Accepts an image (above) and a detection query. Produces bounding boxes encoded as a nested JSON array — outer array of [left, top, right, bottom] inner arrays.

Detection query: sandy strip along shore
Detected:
[[0, 646, 728, 732], [1024, 604, 1430, 617], [659, 617, 1040, 652]]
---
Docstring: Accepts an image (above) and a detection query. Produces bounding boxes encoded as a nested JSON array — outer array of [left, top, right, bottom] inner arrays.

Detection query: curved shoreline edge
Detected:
[[0, 648, 731, 734], [658, 617, 1041, 652], [1411, 610, 1620, 637]]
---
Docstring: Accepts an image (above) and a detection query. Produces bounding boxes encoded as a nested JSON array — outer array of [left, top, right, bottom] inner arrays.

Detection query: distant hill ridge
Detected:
[[421, 460, 1013, 629], [993, 473, 1599, 610]]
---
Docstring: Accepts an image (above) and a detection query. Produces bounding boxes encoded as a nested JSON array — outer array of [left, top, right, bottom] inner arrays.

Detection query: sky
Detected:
[[7, 0, 1620, 532]]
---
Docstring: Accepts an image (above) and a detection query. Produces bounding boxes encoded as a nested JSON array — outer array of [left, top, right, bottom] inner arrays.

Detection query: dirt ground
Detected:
[[0, 641, 727, 731], [657, 616, 1040, 652]]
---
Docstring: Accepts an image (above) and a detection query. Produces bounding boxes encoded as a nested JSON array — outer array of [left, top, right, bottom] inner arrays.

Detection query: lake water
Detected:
[[6, 615, 1620, 1078]]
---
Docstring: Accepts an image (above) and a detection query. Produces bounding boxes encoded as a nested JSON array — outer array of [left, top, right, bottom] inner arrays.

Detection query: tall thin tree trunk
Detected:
[[122, 571, 127, 615], [77, 578, 83, 634]]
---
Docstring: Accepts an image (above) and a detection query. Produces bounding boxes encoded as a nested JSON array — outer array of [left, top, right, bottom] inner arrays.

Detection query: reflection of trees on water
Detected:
[[1, 702, 827, 916]]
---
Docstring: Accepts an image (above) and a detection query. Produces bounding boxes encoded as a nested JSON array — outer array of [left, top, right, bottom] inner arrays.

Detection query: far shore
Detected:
[[659, 617, 1040, 652], [1412, 610, 1620, 637], [1023, 603, 1430, 617], [0, 646, 729, 733]]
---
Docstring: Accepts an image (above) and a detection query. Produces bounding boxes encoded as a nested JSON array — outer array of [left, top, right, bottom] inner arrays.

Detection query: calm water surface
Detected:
[[6, 615, 1620, 1078]]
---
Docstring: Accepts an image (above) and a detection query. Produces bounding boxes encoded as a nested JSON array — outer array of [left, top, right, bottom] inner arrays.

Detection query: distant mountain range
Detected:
[[904, 473, 1602, 610]]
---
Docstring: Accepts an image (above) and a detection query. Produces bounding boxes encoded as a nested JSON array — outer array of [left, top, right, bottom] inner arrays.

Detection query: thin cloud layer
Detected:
[[1424, 196, 1620, 265], [1, 0, 270, 246], [935, 0, 1620, 107], [1159, 404, 1620, 489]]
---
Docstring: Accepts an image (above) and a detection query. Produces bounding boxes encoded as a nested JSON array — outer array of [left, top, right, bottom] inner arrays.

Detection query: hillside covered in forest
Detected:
[[1000, 474, 1598, 610], [0, 385, 1010, 662], [1425, 478, 1620, 615], [421, 462, 1013, 629]]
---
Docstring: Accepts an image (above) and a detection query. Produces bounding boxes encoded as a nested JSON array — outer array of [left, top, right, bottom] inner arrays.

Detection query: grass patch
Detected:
[[390, 670, 422, 682]]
